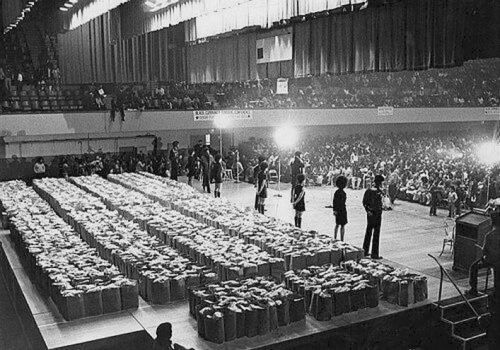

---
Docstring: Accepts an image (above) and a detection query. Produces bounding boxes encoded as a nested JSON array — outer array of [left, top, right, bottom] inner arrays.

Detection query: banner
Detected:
[[256, 33, 293, 64], [484, 107, 500, 115], [377, 106, 394, 116], [193, 110, 253, 122], [276, 78, 289, 94]]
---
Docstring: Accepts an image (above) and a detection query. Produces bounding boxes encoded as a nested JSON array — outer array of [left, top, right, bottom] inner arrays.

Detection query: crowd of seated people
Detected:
[[1, 59, 498, 113], [239, 130, 500, 211]]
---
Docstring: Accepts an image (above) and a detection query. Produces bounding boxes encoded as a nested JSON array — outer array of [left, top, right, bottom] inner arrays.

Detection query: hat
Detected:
[[374, 174, 385, 184]]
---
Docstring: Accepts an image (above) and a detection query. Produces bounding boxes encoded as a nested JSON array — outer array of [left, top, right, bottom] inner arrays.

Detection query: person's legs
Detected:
[[295, 211, 302, 228], [334, 224, 339, 240], [254, 194, 259, 210], [188, 176, 192, 186], [340, 225, 345, 241], [371, 215, 382, 258], [363, 216, 374, 256]]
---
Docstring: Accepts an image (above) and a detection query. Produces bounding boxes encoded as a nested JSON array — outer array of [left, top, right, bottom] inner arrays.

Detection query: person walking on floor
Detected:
[[292, 174, 306, 228], [256, 161, 269, 214], [362, 174, 385, 259], [212, 154, 223, 198], [185, 149, 197, 186], [253, 156, 265, 210], [290, 151, 304, 202], [333, 175, 348, 241], [201, 146, 212, 193], [169, 141, 180, 181]]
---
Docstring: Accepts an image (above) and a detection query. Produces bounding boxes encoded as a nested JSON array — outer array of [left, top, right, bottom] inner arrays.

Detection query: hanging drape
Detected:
[[117, 0, 365, 41], [186, 31, 257, 83], [58, 12, 185, 84], [293, 0, 496, 77]]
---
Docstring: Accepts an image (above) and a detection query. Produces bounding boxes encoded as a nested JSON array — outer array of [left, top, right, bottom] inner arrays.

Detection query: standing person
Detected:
[[448, 186, 458, 218], [387, 170, 400, 205], [212, 154, 223, 198], [201, 146, 212, 193], [333, 175, 348, 241], [256, 161, 269, 214], [429, 181, 440, 216], [290, 151, 304, 202], [292, 174, 306, 228], [152, 322, 174, 350], [362, 174, 385, 259], [33, 157, 46, 180], [253, 156, 265, 210], [169, 141, 180, 181], [185, 149, 197, 186]]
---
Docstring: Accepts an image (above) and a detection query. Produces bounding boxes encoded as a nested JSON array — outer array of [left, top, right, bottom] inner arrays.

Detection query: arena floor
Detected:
[[184, 176, 476, 288]]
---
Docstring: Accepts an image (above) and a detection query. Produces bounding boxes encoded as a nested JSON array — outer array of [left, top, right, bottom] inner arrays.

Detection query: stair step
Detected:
[[439, 295, 488, 319], [442, 304, 489, 323], [452, 331, 488, 350]]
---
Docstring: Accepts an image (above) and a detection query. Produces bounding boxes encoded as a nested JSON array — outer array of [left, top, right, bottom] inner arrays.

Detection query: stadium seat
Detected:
[[10, 90, 19, 101], [12, 100, 21, 111], [31, 99, 40, 111], [21, 100, 31, 111], [40, 100, 50, 111], [50, 100, 60, 111]]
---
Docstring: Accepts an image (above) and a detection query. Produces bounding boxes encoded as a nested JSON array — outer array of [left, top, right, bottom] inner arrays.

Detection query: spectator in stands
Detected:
[[33, 157, 46, 180]]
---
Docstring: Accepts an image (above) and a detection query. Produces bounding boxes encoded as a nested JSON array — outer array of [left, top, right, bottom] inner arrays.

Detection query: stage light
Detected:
[[60, 6, 69, 11], [274, 124, 298, 149], [476, 141, 500, 166]]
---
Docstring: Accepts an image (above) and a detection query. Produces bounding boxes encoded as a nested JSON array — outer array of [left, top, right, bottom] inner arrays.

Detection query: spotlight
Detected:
[[274, 124, 298, 149], [476, 141, 500, 166]]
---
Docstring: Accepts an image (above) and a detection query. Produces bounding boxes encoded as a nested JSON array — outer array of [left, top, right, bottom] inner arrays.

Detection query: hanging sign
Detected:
[[276, 78, 289, 94], [193, 110, 253, 121], [377, 106, 394, 116]]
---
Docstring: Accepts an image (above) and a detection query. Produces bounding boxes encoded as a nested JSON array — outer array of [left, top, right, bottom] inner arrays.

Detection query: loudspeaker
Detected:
[[453, 212, 492, 272]]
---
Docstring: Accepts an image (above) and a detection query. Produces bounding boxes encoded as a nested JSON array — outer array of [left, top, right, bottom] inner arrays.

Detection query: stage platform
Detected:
[[1, 178, 482, 350]]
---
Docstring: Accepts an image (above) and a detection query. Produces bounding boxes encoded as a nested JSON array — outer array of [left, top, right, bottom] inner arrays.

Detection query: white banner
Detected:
[[484, 107, 500, 115], [377, 106, 394, 116], [276, 78, 289, 95], [193, 110, 253, 121], [256, 33, 293, 64]]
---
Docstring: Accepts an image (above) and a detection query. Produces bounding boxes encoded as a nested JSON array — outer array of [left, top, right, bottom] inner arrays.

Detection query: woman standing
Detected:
[[292, 174, 306, 228], [333, 175, 348, 241], [256, 161, 269, 214], [212, 154, 223, 198]]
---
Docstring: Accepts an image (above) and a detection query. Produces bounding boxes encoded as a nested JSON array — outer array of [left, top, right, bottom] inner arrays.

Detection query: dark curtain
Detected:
[[294, 0, 499, 77], [58, 12, 186, 84]]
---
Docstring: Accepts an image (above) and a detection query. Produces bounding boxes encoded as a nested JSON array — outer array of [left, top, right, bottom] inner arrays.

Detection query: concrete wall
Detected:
[[1, 108, 498, 158]]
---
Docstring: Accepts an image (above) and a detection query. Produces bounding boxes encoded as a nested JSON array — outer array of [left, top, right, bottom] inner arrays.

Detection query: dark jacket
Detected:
[[484, 227, 500, 268], [363, 187, 384, 215]]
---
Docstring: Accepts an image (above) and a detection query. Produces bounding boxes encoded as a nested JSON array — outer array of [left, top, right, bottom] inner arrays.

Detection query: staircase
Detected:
[[435, 293, 490, 349]]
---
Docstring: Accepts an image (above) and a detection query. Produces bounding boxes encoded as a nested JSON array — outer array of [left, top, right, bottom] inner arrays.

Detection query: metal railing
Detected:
[[428, 254, 480, 318]]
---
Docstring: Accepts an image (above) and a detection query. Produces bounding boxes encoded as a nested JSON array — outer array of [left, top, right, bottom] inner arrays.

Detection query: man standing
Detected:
[[169, 141, 180, 181], [362, 174, 385, 259], [290, 151, 304, 202], [429, 181, 440, 216], [253, 156, 265, 210]]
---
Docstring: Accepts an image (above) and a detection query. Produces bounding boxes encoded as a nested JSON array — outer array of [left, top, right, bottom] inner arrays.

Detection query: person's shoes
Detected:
[[371, 256, 383, 260], [364, 253, 371, 258]]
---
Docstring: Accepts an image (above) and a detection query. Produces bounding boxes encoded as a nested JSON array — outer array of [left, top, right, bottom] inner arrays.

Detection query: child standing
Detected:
[[293, 174, 306, 228]]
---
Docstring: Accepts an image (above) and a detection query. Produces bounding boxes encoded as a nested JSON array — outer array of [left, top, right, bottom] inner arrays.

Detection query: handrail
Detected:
[[428, 254, 480, 318]]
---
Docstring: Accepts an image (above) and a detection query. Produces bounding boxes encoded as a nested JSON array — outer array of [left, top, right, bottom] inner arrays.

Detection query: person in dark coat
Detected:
[[333, 175, 348, 241], [169, 141, 180, 181], [253, 156, 265, 210], [256, 161, 269, 214], [290, 151, 304, 202], [292, 174, 306, 228], [429, 181, 441, 216], [201, 146, 212, 193], [185, 149, 197, 186], [212, 154, 223, 198], [362, 174, 385, 259]]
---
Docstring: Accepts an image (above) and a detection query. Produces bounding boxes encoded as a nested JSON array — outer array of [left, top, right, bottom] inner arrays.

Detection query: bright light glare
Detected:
[[214, 115, 231, 129], [274, 125, 298, 149], [476, 141, 500, 166]]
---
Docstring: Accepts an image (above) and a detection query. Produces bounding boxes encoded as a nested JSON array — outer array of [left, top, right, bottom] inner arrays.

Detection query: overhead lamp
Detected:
[[70, 0, 79, 3], [64, 3, 74, 8], [60, 6, 69, 11]]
